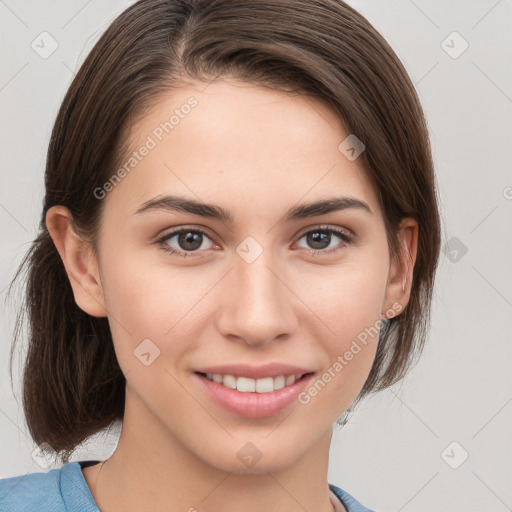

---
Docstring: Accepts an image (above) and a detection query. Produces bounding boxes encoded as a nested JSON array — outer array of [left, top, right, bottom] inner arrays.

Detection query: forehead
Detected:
[[105, 78, 381, 220]]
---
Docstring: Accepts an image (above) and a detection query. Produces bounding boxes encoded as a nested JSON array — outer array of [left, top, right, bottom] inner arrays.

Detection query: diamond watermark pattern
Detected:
[[31, 442, 57, 469], [442, 236, 468, 263], [31, 32, 59, 59], [338, 134, 365, 161], [441, 31, 469, 59], [236, 236, 263, 264], [134, 338, 161, 366], [441, 441, 469, 469], [237, 442, 263, 468]]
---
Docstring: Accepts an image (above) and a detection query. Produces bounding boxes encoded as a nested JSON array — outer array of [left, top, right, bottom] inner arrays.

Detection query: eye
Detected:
[[155, 225, 355, 259], [294, 226, 354, 256], [156, 227, 216, 257]]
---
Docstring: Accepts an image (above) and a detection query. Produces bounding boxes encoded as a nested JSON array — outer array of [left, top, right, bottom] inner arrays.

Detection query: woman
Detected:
[[1, 1, 440, 511]]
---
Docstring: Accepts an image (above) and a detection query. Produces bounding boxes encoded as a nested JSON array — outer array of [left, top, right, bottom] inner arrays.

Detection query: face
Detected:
[[82, 78, 405, 473]]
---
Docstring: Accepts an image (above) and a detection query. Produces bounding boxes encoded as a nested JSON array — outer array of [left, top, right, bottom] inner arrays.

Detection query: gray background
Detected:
[[1, 1, 511, 511]]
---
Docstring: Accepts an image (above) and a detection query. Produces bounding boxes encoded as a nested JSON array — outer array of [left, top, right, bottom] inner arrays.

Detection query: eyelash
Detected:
[[155, 225, 355, 259]]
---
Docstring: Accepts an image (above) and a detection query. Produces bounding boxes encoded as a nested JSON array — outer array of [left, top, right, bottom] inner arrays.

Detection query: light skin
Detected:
[[47, 78, 417, 512]]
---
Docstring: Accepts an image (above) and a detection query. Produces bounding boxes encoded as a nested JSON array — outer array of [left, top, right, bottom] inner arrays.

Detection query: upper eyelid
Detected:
[[157, 225, 217, 243], [297, 224, 353, 238]]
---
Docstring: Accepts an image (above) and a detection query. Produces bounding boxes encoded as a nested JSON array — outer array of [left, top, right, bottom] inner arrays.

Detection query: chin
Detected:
[[192, 432, 317, 475]]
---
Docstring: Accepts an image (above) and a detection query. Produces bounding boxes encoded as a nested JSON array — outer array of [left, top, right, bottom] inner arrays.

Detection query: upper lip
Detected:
[[194, 363, 314, 379]]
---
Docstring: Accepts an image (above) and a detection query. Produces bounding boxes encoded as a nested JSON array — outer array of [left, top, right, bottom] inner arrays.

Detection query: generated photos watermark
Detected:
[[93, 96, 198, 200], [298, 301, 403, 405]]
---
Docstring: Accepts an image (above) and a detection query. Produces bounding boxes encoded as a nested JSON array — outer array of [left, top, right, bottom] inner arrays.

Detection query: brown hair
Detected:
[[8, 0, 440, 463]]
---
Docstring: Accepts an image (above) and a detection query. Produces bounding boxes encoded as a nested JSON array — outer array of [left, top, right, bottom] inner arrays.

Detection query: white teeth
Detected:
[[223, 375, 237, 389], [273, 376, 285, 390], [237, 377, 256, 392], [255, 377, 274, 393], [204, 373, 306, 393]]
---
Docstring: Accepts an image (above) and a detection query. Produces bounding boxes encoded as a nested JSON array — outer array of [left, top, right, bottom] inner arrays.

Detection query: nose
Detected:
[[215, 249, 298, 347]]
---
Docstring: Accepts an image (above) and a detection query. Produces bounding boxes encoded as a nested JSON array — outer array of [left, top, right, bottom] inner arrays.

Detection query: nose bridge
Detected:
[[237, 252, 281, 310], [218, 238, 297, 345]]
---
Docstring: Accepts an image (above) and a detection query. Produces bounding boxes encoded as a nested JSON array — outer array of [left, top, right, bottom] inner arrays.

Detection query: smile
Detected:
[[201, 373, 308, 393], [195, 371, 315, 418]]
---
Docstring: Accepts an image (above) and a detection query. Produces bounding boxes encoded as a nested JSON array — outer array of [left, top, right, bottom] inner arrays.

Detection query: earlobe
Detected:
[[383, 218, 418, 318], [45, 206, 108, 318]]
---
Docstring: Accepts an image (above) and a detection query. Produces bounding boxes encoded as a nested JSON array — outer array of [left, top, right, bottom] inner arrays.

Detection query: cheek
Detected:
[[302, 255, 389, 396], [306, 254, 389, 339], [98, 246, 213, 365]]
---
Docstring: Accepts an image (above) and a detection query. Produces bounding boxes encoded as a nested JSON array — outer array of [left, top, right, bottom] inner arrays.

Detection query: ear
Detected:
[[45, 205, 108, 317], [382, 218, 418, 318]]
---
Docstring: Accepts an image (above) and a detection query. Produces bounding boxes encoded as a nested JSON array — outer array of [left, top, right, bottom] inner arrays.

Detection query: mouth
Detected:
[[194, 371, 316, 419], [195, 371, 314, 393]]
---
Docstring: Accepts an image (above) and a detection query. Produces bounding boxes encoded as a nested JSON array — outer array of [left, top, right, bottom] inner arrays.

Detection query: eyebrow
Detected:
[[134, 194, 372, 223]]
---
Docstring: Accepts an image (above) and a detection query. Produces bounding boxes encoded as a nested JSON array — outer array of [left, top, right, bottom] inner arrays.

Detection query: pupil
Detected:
[[179, 231, 202, 251], [308, 231, 330, 250]]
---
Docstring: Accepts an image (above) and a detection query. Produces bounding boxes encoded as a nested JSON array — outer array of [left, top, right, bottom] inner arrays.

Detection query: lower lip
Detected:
[[194, 372, 314, 419]]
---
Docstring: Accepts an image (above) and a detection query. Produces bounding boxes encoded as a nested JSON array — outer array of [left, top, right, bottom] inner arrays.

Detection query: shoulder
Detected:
[[0, 461, 99, 512], [0, 464, 65, 512], [329, 483, 377, 512]]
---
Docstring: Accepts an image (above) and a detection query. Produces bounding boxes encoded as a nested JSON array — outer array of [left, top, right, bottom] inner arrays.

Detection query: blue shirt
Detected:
[[0, 460, 375, 512]]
